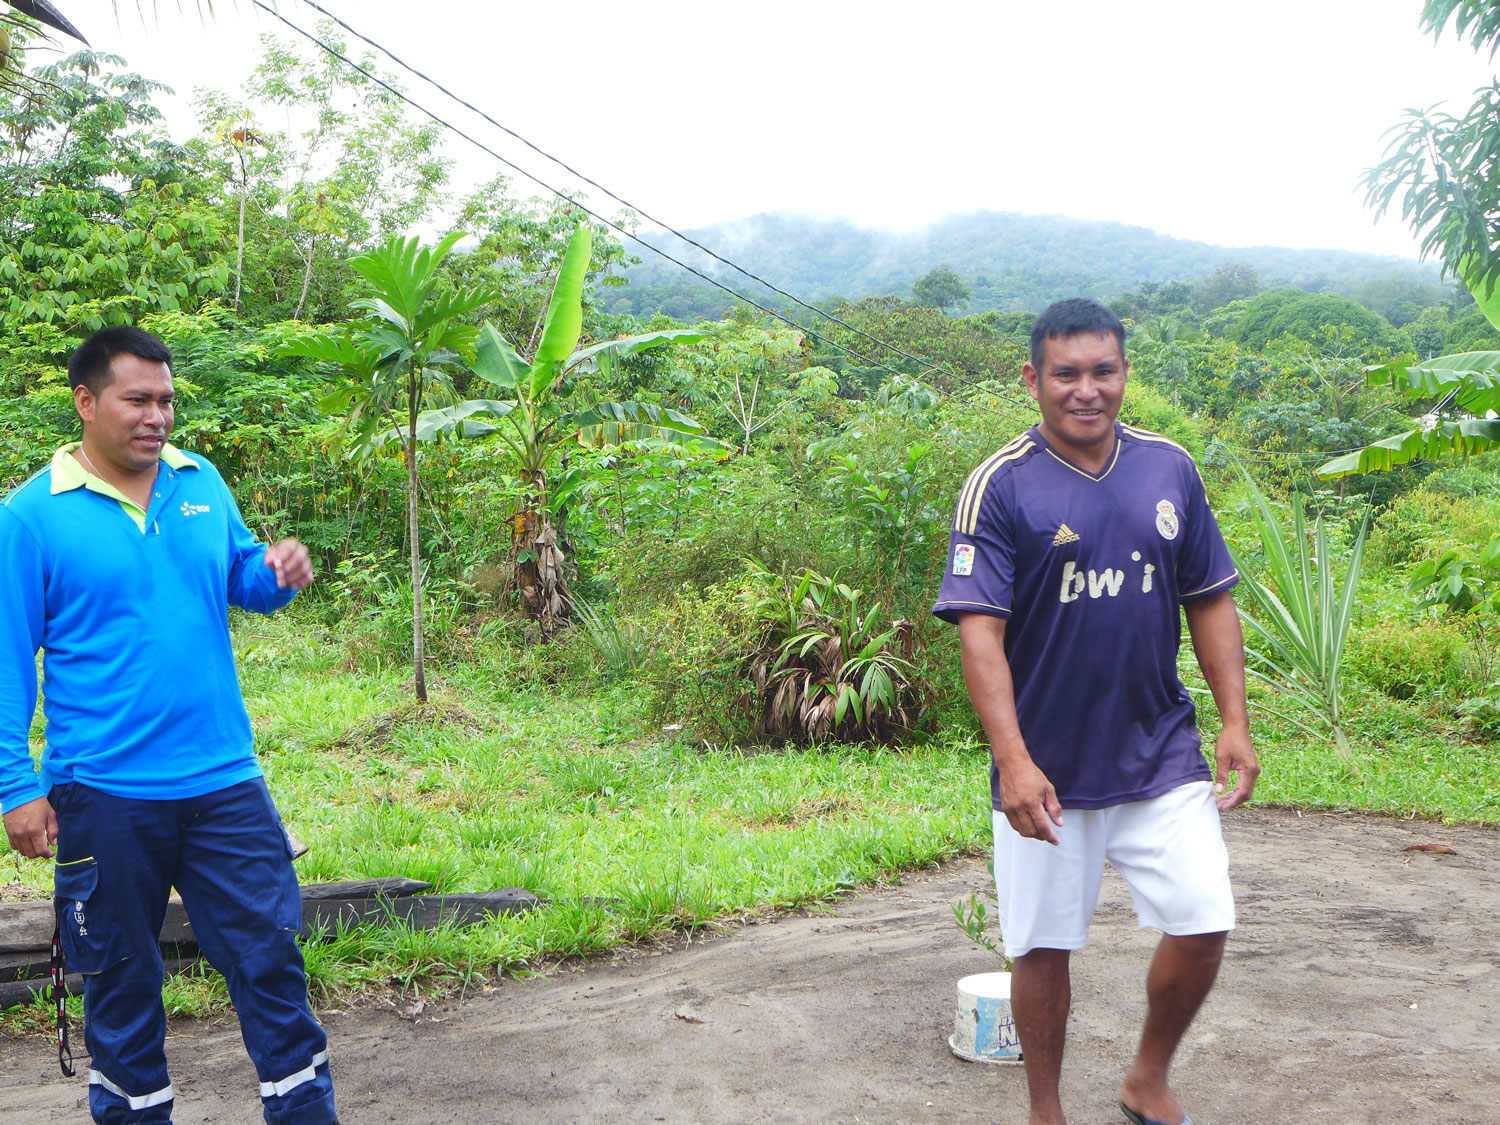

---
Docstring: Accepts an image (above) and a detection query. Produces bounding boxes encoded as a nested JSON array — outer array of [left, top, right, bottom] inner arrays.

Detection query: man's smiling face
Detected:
[[1023, 330, 1127, 466]]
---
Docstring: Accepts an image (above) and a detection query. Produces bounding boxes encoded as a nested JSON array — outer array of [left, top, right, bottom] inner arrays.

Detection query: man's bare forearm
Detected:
[[958, 613, 1029, 768], [958, 613, 1063, 842], [1183, 591, 1249, 731]]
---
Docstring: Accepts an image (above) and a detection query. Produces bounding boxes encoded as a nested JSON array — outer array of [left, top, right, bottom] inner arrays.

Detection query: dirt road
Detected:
[[2, 808, 1497, 1124]]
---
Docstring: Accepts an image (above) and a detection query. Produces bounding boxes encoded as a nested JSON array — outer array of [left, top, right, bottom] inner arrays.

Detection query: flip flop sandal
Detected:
[[1120, 1101, 1193, 1125]]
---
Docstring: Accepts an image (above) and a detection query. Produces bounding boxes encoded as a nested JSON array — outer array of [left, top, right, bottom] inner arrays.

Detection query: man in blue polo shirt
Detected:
[[0, 327, 338, 1125], [934, 299, 1258, 1125]]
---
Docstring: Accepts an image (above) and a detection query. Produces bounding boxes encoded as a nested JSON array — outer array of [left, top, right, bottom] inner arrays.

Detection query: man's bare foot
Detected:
[[1118, 1074, 1184, 1125]]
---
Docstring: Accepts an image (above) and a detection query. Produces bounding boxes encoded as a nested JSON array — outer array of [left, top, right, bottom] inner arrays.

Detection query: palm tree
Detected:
[[283, 233, 503, 701], [6, 2, 87, 43]]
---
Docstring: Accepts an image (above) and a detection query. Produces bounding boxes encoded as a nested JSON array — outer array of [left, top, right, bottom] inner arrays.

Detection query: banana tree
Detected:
[[1316, 351, 1500, 476], [415, 222, 717, 636], [1318, 268, 1500, 477], [283, 232, 502, 701]]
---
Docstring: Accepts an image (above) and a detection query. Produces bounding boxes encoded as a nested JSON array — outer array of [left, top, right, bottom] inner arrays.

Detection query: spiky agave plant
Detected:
[[1226, 466, 1369, 758]]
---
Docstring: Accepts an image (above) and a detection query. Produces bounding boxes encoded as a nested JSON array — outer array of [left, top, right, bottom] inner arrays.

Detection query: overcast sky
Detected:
[[55, 0, 1499, 262]]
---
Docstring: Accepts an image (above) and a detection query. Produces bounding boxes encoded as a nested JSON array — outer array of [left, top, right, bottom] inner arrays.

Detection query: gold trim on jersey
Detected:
[[1120, 424, 1190, 457], [954, 434, 1033, 535], [1045, 437, 1121, 482], [1182, 571, 1239, 599]]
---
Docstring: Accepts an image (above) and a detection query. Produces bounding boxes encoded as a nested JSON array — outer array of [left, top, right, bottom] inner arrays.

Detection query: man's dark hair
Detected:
[[1029, 298, 1126, 370], [67, 326, 173, 394]]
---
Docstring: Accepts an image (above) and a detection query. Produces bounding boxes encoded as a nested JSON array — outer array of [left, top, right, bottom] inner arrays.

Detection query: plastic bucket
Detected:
[[949, 971, 1023, 1065]]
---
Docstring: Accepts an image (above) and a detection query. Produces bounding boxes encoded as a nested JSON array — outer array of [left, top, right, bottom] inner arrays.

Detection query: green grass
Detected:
[[6, 600, 1498, 1024], [1248, 681, 1500, 822], [1188, 657, 1500, 823], [210, 610, 990, 1011]]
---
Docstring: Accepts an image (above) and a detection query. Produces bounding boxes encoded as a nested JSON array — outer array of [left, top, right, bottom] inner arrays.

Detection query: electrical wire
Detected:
[[288, 0, 1034, 408], [252, 0, 1039, 428], [252, 2, 1391, 466], [1207, 443, 1363, 461]]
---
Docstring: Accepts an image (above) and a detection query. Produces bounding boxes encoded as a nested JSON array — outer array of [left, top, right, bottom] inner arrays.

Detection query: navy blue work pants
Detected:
[[51, 778, 337, 1125]]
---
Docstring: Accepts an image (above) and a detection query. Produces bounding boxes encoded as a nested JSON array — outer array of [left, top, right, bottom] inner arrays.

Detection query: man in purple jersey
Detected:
[[933, 299, 1258, 1125]]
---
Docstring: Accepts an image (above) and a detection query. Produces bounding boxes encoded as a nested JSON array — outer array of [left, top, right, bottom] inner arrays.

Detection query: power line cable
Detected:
[[288, 0, 1035, 410], [248, 0, 1038, 427], [262, 1, 1417, 469], [245, 2, 1385, 468], [1208, 443, 1365, 460]]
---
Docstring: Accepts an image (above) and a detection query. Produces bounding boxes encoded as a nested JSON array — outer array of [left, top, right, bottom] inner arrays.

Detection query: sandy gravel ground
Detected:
[[1, 807, 1497, 1124]]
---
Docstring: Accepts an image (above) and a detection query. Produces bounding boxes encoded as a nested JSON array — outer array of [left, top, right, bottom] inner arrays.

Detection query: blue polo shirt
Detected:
[[933, 423, 1238, 810], [0, 444, 295, 812]]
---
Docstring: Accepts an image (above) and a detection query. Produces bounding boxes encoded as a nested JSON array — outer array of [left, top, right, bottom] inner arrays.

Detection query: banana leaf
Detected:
[[531, 224, 591, 400], [571, 401, 727, 450], [1317, 417, 1500, 476]]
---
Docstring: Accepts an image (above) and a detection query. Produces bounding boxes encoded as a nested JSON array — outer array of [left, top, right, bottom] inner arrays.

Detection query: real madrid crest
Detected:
[[1155, 499, 1179, 541]]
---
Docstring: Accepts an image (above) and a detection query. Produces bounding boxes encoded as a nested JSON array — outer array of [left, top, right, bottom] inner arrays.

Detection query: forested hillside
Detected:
[[606, 211, 1446, 320]]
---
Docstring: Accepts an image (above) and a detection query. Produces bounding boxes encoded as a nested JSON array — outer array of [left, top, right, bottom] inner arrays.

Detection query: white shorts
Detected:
[[991, 780, 1235, 958]]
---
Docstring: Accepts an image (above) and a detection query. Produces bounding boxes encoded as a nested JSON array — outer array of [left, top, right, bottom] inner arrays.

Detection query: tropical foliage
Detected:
[[414, 222, 714, 636], [1227, 469, 1370, 756], [1326, 2, 1500, 477], [1318, 345, 1500, 475], [4, 5, 1500, 1010], [1363, 1, 1500, 297], [282, 233, 501, 701], [739, 564, 930, 744]]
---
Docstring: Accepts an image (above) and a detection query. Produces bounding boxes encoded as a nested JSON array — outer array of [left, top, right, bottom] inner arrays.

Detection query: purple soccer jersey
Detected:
[[933, 423, 1239, 810]]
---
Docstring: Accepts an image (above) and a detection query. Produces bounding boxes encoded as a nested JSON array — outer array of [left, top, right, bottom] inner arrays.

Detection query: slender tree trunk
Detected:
[[408, 366, 428, 702], [234, 144, 247, 313], [293, 232, 315, 321]]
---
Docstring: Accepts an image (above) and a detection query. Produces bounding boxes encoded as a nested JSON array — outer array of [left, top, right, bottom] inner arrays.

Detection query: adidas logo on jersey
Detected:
[[1052, 523, 1080, 546]]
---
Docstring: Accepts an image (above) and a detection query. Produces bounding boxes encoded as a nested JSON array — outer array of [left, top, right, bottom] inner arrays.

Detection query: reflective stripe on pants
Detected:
[[88, 1071, 173, 1112], [260, 1049, 332, 1098]]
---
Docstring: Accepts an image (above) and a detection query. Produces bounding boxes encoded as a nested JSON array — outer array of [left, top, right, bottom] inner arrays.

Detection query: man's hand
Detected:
[[3, 797, 58, 859], [264, 538, 314, 590], [999, 758, 1064, 845], [1213, 726, 1259, 811], [957, 613, 1064, 844], [1184, 591, 1258, 811]]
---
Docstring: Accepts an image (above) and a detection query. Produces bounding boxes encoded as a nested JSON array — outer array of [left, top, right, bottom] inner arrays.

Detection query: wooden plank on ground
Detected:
[[300, 878, 433, 900], [0, 950, 50, 983], [0, 954, 201, 1009], [0, 885, 538, 966], [160, 890, 538, 944], [0, 903, 52, 956], [301, 890, 539, 937], [0, 972, 83, 1010]]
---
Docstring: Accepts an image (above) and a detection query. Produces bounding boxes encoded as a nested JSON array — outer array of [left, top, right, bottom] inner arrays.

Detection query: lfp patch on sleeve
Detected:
[[952, 544, 976, 576]]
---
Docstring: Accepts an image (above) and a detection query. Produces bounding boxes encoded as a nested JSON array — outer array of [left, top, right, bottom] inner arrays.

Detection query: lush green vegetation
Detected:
[[3, 10, 1500, 1023]]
